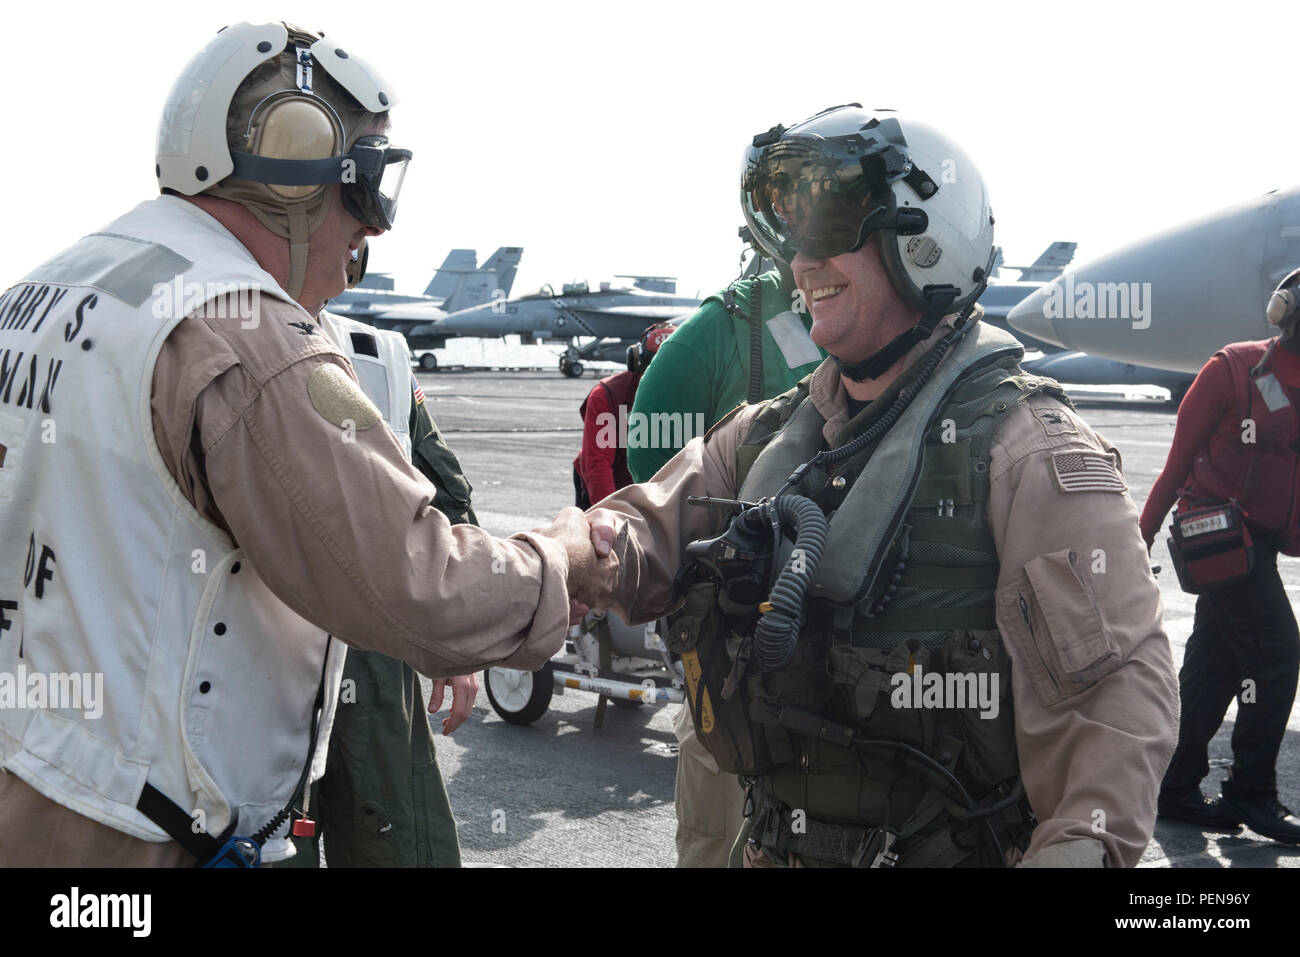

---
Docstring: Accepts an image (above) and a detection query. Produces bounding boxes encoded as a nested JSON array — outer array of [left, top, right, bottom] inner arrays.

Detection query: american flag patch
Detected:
[[1050, 450, 1126, 493], [411, 373, 425, 406]]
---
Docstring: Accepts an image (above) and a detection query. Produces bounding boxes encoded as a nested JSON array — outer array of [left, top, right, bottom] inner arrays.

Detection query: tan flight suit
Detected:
[[591, 325, 1180, 867], [0, 293, 571, 866], [671, 703, 747, 867]]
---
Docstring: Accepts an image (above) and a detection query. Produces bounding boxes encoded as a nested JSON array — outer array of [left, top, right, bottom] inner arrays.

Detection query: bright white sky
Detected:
[[6, 1, 1298, 299]]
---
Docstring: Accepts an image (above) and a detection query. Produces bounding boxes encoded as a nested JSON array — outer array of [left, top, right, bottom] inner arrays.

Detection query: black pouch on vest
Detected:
[[940, 630, 1018, 790], [664, 581, 777, 775], [827, 640, 933, 753], [1166, 501, 1255, 594]]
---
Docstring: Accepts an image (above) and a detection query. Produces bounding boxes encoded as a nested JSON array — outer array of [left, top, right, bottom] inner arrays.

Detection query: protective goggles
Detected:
[[340, 136, 411, 230], [740, 119, 928, 262], [229, 134, 412, 230]]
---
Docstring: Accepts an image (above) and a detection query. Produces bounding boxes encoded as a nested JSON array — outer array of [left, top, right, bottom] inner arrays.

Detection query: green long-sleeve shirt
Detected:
[[628, 270, 826, 481]]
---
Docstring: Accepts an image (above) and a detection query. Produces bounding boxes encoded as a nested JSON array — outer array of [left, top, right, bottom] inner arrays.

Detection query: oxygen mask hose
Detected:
[[754, 494, 829, 672]]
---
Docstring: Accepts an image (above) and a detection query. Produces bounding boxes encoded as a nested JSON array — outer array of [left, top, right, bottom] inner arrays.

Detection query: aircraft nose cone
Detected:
[[1007, 186, 1300, 374], [1008, 284, 1069, 350]]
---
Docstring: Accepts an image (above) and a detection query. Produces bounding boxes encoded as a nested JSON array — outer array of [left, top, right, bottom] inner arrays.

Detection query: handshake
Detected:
[[532, 507, 623, 623]]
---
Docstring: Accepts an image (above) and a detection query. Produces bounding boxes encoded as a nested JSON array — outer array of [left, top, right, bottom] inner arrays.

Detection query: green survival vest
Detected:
[[669, 321, 1070, 868]]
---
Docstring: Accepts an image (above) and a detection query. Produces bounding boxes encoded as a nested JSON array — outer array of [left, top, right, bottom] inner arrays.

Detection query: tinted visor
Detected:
[[342, 136, 412, 230], [742, 135, 906, 262]]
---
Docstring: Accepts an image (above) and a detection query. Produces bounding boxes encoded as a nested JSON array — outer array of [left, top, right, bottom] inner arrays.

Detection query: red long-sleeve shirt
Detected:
[[1140, 342, 1300, 547], [575, 371, 638, 503]]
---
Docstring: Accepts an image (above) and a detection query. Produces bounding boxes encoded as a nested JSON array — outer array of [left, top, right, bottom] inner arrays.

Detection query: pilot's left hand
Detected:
[[428, 674, 479, 735]]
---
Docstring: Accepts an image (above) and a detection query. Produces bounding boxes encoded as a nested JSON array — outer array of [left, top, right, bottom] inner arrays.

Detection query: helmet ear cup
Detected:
[[1268, 289, 1297, 327], [1268, 267, 1300, 327], [245, 93, 343, 200], [1268, 268, 1300, 327]]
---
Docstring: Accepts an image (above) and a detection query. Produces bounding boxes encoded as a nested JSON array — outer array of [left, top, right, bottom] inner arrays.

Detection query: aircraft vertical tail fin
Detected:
[[424, 246, 526, 312], [1017, 241, 1078, 281], [480, 247, 524, 298], [424, 249, 479, 298]]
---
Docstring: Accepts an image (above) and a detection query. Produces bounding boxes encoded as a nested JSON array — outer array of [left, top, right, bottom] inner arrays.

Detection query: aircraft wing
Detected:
[[370, 301, 448, 323], [555, 302, 698, 340], [573, 304, 696, 320], [326, 300, 379, 318]]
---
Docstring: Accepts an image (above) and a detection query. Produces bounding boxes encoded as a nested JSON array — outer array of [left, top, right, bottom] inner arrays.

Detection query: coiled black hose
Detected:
[[747, 278, 764, 404], [754, 494, 829, 671]]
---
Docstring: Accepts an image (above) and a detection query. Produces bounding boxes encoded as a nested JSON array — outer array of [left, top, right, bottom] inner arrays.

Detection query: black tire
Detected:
[[485, 661, 554, 725], [566, 361, 584, 378], [418, 352, 438, 372]]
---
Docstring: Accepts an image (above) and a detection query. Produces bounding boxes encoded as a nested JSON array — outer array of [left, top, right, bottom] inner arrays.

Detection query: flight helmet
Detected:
[[741, 105, 997, 378], [156, 22, 411, 299]]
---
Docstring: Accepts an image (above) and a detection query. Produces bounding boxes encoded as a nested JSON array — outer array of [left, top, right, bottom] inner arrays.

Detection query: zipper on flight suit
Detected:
[[1018, 594, 1061, 696]]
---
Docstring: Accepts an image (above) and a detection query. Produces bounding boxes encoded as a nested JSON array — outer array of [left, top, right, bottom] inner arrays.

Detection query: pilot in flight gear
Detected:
[[0, 22, 587, 867], [583, 106, 1179, 867]]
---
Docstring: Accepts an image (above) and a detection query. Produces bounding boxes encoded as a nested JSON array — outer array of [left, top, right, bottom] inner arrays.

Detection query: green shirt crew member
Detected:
[[628, 268, 826, 482]]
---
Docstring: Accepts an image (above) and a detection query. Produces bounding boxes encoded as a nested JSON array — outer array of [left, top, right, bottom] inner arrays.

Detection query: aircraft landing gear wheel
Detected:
[[485, 661, 554, 725], [564, 361, 584, 378], [419, 352, 438, 372]]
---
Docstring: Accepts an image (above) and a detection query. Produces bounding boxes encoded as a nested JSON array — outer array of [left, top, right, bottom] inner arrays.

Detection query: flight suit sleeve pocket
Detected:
[[996, 549, 1121, 707]]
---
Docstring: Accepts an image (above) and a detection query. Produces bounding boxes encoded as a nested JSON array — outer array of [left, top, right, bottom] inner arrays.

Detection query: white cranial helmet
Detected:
[[156, 22, 410, 299]]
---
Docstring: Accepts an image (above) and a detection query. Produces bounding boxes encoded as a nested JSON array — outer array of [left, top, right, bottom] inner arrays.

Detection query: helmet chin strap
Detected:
[[286, 203, 311, 301], [833, 285, 960, 382]]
